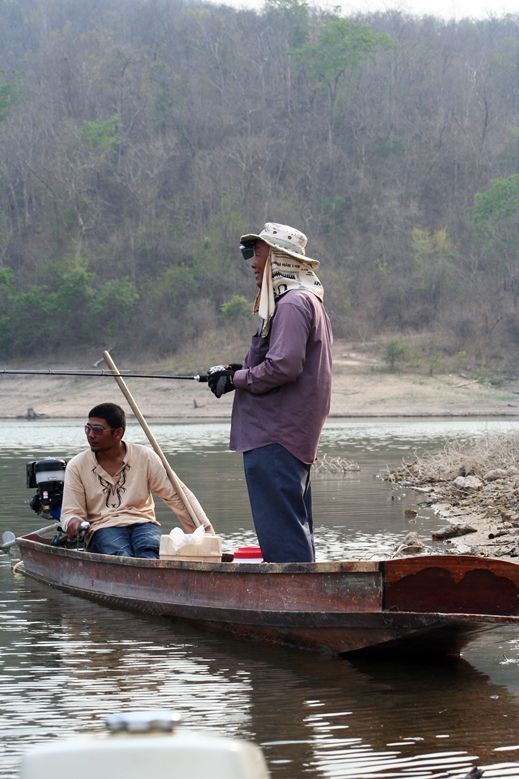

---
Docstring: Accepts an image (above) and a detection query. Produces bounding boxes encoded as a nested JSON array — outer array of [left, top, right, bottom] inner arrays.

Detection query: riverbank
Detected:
[[2, 339, 519, 420], [388, 433, 519, 562]]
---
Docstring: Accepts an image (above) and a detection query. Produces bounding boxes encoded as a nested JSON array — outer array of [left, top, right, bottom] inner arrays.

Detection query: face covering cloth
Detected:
[[254, 249, 324, 337]]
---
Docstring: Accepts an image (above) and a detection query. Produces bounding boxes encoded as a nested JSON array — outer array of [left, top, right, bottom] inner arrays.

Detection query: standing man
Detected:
[[61, 402, 213, 557], [208, 222, 333, 563]]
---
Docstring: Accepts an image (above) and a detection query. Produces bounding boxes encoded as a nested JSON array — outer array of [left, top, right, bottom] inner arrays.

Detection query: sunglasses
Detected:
[[84, 424, 117, 437], [240, 241, 256, 261]]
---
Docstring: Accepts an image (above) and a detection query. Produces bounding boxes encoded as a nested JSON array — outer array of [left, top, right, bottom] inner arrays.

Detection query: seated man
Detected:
[[60, 402, 212, 557]]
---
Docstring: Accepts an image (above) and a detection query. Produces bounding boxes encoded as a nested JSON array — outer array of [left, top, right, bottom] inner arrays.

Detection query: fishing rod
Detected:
[[1, 369, 209, 382]]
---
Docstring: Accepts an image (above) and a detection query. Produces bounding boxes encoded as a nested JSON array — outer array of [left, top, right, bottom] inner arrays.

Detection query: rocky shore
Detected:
[[388, 433, 519, 562]]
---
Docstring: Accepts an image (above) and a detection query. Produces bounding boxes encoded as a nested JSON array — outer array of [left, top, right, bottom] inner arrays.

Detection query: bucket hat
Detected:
[[240, 222, 320, 268]]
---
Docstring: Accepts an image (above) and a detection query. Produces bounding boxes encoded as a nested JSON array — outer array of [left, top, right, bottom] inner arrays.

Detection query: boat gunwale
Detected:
[[16, 533, 382, 574], [15, 555, 519, 628]]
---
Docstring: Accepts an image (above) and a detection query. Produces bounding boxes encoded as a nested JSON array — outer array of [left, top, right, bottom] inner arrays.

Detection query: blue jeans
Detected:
[[87, 523, 162, 558], [243, 443, 314, 563]]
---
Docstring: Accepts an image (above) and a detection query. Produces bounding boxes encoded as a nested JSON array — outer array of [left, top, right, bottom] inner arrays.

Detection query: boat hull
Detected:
[[16, 534, 519, 655]]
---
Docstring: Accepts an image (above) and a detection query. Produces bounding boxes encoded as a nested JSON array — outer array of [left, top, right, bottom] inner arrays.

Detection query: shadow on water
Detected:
[[2, 569, 519, 779]]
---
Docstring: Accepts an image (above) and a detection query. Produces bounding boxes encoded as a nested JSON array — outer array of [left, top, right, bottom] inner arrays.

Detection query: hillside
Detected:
[[2, 3, 519, 367]]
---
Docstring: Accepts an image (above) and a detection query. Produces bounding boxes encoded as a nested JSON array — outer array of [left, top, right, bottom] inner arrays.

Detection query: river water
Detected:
[[1, 417, 519, 778]]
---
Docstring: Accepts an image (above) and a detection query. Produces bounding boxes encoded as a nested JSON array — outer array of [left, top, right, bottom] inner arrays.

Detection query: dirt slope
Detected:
[[1, 340, 518, 420]]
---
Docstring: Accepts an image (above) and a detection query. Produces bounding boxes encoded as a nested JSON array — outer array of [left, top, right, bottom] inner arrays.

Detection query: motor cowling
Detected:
[[26, 458, 66, 518]]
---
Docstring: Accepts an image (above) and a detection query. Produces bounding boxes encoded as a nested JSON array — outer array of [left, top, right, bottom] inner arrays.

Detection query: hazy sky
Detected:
[[221, 0, 517, 21]]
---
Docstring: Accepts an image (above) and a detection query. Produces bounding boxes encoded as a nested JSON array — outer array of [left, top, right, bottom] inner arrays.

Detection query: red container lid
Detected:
[[234, 545, 263, 560]]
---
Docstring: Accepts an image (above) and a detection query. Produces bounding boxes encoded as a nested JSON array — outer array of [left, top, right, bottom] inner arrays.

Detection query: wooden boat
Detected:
[[14, 529, 519, 656]]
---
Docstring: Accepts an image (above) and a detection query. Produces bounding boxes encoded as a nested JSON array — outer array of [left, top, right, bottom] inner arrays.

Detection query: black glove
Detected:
[[207, 365, 236, 398]]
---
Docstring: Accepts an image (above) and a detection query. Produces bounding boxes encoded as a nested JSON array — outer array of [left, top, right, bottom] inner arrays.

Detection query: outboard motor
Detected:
[[26, 458, 66, 519]]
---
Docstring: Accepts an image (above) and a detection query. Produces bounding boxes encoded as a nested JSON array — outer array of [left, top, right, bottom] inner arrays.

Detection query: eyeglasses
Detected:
[[84, 424, 117, 437], [240, 241, 256, 261]]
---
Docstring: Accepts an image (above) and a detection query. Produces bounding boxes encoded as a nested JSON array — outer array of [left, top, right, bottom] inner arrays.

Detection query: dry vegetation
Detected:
[[388, 433, 519, 559], [390, 434, 519, 484], [3, 2, 519, 367], [314, 455, 360, 474]]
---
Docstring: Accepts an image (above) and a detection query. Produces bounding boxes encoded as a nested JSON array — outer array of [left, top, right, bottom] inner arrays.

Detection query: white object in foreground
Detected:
[[19, 711, 270, 779]]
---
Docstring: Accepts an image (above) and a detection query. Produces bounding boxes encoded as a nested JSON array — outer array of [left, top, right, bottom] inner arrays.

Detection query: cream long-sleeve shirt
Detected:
[[59, 442, 210, 535]]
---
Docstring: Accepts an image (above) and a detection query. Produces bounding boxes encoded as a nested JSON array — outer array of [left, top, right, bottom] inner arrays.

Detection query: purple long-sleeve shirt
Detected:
[[230, 290, 333, 464]]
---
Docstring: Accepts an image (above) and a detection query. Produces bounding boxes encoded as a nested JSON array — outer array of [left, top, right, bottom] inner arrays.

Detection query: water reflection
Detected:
[[2, 570, 519, 779], [2, 419, 519, 778]]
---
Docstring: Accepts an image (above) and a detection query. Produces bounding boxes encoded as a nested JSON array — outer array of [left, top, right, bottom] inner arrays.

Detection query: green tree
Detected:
[[471, 175, 519, 307], [291, 18, 394, 158], [161, 265, 198, 311], [411, 228, 457, 314], [91, 278, 139, 339], [8, 287, 60, 354], [292, 18, 394, 110], [5, 262, 97, 354], [264, 0, 309, 48], [0, 267, 14, 353], [50, 264, 96, 343], [220, 295, 251, 320], [0, 71, 24, 122], [80, 115, 122, 154], [383, 337, 407, 371]]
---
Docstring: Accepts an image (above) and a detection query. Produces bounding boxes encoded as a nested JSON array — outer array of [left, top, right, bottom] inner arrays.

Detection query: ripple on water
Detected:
[[2, 420, 519, 778]]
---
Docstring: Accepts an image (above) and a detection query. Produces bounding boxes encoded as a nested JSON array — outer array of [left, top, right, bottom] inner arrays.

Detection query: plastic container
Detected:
[[233, 546, 263, 563], [159, 534, 222, 562]]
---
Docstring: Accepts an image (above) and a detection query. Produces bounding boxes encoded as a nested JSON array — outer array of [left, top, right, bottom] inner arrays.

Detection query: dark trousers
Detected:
[[243, 443, 315, 563]]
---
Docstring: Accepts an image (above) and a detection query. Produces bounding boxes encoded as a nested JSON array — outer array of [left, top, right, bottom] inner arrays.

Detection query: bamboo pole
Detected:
[[102, 350, 204, 531]]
